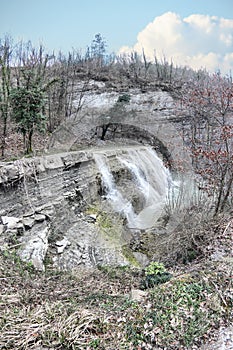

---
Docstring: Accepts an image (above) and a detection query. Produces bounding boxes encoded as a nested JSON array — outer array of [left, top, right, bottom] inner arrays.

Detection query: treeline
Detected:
[[0, 33, 203, 157]]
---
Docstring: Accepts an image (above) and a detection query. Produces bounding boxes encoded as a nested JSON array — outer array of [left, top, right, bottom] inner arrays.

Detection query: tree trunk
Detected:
[[214, 165, 228, 216], [26, 129, 33, 154], [1, 108, 7, 157], [220, 171, 233, 212]]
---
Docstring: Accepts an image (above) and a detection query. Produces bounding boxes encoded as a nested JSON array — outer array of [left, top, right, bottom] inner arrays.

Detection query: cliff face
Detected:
[[0, 147, 156, 271], [0, 151, 91, 270], [0, 87, 191, 271], [48, 87, 191, 169], [0, 151, 99, 217]]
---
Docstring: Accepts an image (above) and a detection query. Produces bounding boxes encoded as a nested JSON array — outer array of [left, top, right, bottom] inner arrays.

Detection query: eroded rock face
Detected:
[[48, 87, 192, 172], [0, 151, 96, 217], [19, 224, 49, 271], [0, 147, 155, 270]]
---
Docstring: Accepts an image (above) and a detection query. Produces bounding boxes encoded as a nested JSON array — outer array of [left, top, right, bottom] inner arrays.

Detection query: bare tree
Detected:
[[96, 94, 132, 140], [179, 72, 233, 214], [0, 35, 12, 157]]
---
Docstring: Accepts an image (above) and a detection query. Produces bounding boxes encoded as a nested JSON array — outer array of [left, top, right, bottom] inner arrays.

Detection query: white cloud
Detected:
[[184, 14, 218, 34], [119, 12, 233, 73]]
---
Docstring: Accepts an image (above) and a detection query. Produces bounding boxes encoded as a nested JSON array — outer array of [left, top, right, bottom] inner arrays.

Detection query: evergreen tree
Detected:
[[90, 33, 107, 67], [10, 86, 46, 154]]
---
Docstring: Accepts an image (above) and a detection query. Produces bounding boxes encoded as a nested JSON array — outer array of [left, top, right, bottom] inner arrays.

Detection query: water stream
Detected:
[[94, 146, 170, 230]]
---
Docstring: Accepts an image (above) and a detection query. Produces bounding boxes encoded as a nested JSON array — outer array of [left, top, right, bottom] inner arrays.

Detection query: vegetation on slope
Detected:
[[0, 217, 232, 350]]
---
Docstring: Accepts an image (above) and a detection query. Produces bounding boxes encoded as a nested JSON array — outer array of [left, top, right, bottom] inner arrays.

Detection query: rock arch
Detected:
[[48, 86, 192, 172], [92, 122, 172, 165]]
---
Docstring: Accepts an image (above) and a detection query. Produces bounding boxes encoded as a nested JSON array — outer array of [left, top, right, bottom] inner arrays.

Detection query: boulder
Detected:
[[19, 225, 49, 271]]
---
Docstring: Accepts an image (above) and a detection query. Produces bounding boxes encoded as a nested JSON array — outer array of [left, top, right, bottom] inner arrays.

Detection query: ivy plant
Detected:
[[141, 261, 172, 289], [10, 86, 46, 154]]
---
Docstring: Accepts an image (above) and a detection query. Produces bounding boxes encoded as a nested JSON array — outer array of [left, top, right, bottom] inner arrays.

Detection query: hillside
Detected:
[[0, 215, 232, 349], [0, 40, 233, 349]]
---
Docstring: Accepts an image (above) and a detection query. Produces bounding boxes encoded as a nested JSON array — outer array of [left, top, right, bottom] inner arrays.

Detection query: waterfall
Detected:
[[94, 153, 137, 227], [94, 147, 170, 230]]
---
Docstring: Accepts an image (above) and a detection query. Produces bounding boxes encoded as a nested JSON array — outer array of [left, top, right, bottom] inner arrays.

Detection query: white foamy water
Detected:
[[94, 147, 170, 229]]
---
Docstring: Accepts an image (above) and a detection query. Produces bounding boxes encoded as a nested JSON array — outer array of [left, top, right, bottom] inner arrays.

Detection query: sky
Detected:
[[1, 0, 233, 73]]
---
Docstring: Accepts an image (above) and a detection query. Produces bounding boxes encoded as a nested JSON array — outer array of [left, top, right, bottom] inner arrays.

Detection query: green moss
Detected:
[[122, 245, 140, 267], [97, 212, 113, 230], [86, 204, 141, 267], [85, 204, 100, 215]]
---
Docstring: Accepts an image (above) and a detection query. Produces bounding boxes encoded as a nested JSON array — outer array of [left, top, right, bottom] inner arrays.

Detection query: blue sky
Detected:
[[1, 0, 233, 72]]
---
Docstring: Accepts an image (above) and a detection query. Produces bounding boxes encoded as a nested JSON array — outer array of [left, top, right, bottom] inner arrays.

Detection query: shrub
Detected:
[[117, 94, 131, 103], [141, 262, 172, 289]]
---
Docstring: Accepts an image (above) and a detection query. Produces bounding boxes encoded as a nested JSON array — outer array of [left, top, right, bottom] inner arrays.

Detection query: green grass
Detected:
[[0, 242, 232, 349], [118, 276, 227, 348]]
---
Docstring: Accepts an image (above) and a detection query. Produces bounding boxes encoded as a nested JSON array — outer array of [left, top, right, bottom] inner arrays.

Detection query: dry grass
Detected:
[[0, 253, 141, 349], [0, 217, 232, 350]]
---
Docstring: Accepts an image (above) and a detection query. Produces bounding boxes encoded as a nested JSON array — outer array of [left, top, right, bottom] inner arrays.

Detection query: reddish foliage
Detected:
[[179, 73, 233, 213]]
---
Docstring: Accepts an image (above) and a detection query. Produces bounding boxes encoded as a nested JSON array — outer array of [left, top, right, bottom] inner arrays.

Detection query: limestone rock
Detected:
[[130, 289, 148, 302], [1, 216, 20, 229], [0, 225, 4, 235], [51, 219, 131, 270], [201, 326, 233, 350], [132, 252, 149, 267], [19, 226, 49, 271], [0, 162, 24, 184], [55, 237, 71, 254], [34, 214, 46, 222], [86, 214, 97, 223], [22, 217, 35, 229]]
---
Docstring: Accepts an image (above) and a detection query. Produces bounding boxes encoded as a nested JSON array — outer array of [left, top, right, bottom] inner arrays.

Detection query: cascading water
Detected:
[[94, 153, 137, 227], [94, 146, 170, 230]]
